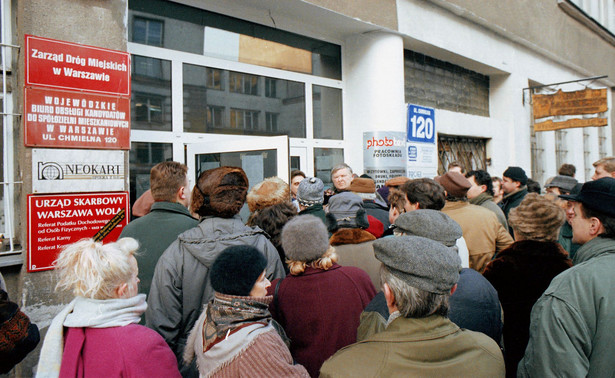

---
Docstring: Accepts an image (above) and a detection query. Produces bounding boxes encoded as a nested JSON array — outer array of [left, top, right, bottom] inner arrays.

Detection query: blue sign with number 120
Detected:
[[407, 104, 435, 143]]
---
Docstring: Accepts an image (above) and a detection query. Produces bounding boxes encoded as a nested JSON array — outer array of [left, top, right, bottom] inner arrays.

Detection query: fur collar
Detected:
[[329, 228, 376, 246]]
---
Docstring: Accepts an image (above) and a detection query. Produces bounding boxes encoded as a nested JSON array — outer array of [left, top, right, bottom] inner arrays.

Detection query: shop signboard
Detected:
[[363, 131, 407, 188], [27, 192, 129, 272], [406, 104, 438, 179], [24, 87, 130, 149], [25, 34, 130, 96], [32, 148, 125, 193]]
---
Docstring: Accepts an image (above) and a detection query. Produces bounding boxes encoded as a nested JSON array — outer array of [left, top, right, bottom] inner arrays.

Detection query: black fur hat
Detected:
[[325, 192, 370, 232], [210, 245, 267, 296]]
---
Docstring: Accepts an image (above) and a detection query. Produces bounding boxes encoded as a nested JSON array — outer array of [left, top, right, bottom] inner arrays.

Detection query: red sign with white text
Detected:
[[24, 87, 130, 149], [27, 192, 129, 272], [25, 35, 130, 96]]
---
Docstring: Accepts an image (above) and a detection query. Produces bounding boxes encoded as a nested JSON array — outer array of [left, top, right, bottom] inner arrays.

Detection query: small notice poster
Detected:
[[27, 192, 129, 272], [25, 87, 130, 149]]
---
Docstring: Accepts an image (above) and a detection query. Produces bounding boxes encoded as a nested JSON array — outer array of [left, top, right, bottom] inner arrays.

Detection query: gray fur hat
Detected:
[[297, 177, 324, 207], [325, 192, 369, 231], [394, 210, 462, 247], [281, 215, 330, 262], [374, 235, 461, 294]]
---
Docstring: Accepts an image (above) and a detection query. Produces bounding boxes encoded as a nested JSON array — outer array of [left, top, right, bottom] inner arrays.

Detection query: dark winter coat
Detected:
[[298, 204, 327, 225], [268, 264, 376, 377], [119, 201, 198, 298], [499, 187, 528, 235], [483, 240, 572, 377], [362, 200, 391, 230], [0, 290, 40, 374], [145, 215, 286, 375]]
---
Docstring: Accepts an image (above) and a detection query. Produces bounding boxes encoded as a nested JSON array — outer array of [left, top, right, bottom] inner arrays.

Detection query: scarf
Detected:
[[36, 294, 146, 378], [203, 293, 272, 351], [469, 191, 493, 207]]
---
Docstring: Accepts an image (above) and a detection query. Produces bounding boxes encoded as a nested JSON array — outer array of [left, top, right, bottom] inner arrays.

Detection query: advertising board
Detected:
[[27, 192, 129, 272], [363, 131, 407, 188], [407, 104, 438, 179]]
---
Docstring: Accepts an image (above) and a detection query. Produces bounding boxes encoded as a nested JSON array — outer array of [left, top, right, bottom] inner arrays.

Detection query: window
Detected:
[[266, 112, 278, 132], [314, 148, 344, 189], [437, 135, 487, 175], [131, 56, 172, 131], [207, 68, 222, 90], [207, 106, 224, 128], [134, 94, 164, 124], [405, 50, 490, 117], [133, 17, 163, 47], [230, 72, 258, 96], [265, 78, 278, 98], [128, 142, 173, 219], [313, 85, 343, 140], [231, 109, 259, 131], [129, 0, 341, 79]]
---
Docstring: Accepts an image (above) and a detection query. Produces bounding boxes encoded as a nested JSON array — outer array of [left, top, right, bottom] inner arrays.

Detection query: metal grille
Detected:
[[437, 135, 487, 175]]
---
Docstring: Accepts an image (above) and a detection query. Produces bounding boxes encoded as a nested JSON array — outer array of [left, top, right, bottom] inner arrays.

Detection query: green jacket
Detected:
[[518, 237, 615, 377], [298, 203, 327, 225], [469, 192, 508, 231], [320, 315, 504, 377], [119, 201, 198, 298]]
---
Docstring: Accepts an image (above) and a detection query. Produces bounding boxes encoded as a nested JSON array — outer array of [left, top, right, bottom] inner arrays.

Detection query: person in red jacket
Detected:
[[268, 215, 377, 377], [36, 238, 180, 378]]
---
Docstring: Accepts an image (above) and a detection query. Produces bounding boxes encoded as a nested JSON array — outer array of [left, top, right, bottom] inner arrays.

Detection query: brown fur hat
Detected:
[[508, 193, 565, 242], [191, 166, 249, 218], [247, 177, 290, 213]]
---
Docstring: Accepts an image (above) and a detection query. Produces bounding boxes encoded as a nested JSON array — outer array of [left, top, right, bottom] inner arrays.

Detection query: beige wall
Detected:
[[306, 0, 398, 30]]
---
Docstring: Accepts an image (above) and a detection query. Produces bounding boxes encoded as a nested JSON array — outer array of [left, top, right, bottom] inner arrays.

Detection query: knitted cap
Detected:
[[508, 193, 565, 242], [394, 209, 462, 247], [349, 177, 376, 194], [192, 166, 249, 218], [210, 245, 267, 296], [434, 172, 471, 198], [297, 177, 324, 207], [374, 236, 461, 294], [545, 175, 578, 192], [503, 166, 528, 185], [247, 177, 290, 213], [281, 215, 330, 262], [325, 192, 370, 231]]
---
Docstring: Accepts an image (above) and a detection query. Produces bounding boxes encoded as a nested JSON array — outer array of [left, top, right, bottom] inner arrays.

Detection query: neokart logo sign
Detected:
[[32, 149, 125, 194]]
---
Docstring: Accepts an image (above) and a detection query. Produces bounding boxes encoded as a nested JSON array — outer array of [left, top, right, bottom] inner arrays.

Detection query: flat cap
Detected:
[[349, 177, 376, 194], [434, 172, 471, 198], [394, 209, 462, 247], [374, 235, 461, 294], [545, 175, 578, 192]]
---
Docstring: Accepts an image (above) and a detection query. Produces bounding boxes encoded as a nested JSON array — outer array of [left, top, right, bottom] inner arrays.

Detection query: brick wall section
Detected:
[[404, 50, 490, 117]]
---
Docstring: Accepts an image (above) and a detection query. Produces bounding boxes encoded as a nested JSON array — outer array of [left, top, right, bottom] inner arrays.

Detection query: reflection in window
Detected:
[[230, 72, 258, 95], [207, 106, 224, 128], [133, 17, 163, 47], [313, 85, 343, 140], [183, 63, 305, 137], [128, 142, 173, 219], [314, 147, 344, 189], [207, 68, 222, 90], [231, 108, 259, 130], [131, 56, 172, 131], [129, 0, 341, 79]]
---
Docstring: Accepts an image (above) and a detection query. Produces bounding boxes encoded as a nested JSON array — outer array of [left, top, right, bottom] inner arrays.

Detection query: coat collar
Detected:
[[367, 315, 459, 343], [573, 236, 615, 265], [503, 186, 528, 201], [150, 201, 195, 218], [442, 201, 469, 211], [469, 192, 493, 206], [300, 263, 341, 276], [496, 239, 569, 260], [329, 228, 376, 246]]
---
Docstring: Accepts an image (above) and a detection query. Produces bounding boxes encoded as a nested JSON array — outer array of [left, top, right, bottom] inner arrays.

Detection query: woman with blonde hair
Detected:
[[36, 238, 179, 378], [268, 215, 376, 377], [483, 193, 572, 377]]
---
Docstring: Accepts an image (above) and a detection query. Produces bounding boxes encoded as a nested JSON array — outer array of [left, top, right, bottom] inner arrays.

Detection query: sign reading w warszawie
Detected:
[[532, 88, 607, 132]]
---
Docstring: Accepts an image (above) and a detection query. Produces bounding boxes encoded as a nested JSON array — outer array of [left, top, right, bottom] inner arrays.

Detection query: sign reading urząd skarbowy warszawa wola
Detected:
[[24, 35, 130, 149]]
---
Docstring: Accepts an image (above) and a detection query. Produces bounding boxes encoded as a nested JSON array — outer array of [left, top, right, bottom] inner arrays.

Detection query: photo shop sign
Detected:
[[27, 192, 129, 272]]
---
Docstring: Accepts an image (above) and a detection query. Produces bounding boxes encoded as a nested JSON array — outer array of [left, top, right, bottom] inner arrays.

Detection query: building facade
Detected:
[[1, 0, 614, 375]]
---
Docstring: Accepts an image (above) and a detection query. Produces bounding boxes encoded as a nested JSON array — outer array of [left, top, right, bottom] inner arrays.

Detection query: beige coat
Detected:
[[442, 201, 513, 272], [330, 228, 379, 288]]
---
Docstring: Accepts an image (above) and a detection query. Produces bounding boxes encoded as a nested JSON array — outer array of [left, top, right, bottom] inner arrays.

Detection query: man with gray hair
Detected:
[[320, 235, 504, 377]]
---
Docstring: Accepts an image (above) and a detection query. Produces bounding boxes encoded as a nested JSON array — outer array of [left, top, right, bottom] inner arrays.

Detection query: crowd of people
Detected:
[[25, 156, 615, 377]]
